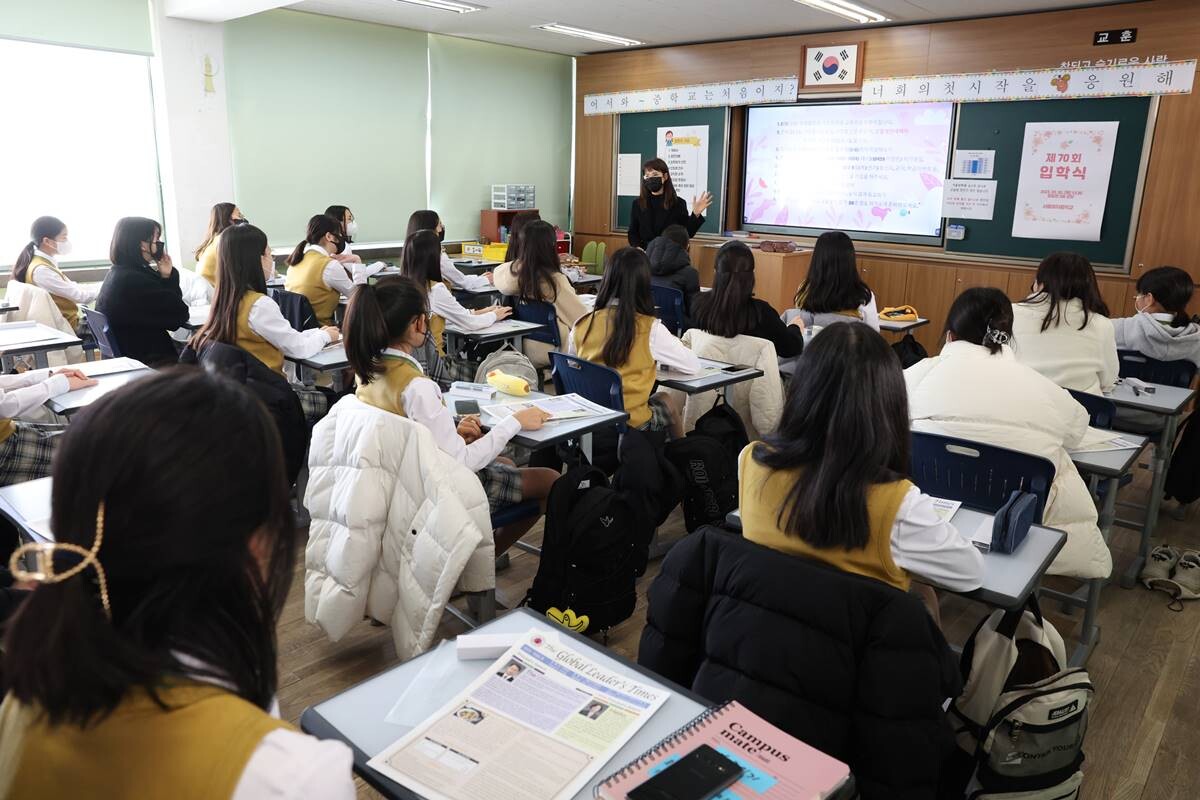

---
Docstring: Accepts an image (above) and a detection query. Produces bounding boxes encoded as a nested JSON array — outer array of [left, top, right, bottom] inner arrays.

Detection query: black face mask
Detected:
[[643, 176, 664, 193], [438, 228, 446, 243], [151, 241, 165, 261], [233, 217, 249, 226]]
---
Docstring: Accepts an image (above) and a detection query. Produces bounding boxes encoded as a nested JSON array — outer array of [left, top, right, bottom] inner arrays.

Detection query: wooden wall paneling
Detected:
[[692, 243, 717, 287], [955, 266, 1012, 293], [753, 250, 811, 311], [1097, 277, 1135, 318], [725, 106, 746, 233], [1007, 270, 1035, 302], [574, 112, 615, 234], [859, 257, 909, 309], [904, 262, 958, 353], [1130, 93, 1200, 281]]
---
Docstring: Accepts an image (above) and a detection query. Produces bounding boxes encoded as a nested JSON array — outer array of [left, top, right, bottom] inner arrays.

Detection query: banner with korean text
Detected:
[[1011, 121, 1118, 241], [584, 77, 798, 116]]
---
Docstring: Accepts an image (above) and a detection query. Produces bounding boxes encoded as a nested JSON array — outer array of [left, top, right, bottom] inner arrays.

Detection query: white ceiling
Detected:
[[281, 0, 1126, 56]]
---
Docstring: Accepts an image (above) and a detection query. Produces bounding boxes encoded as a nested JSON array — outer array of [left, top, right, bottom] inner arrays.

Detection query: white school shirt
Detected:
[[440, 251, 492, 291], [383, 348, 521, 472], [566, 311, 703, 375], [429, 282, 497, 331], [246, 296, 331, 357], [889, 487, 985, 592], [29, 249, 99, 305], [0, 369, 70, 419], [303, 244, 384, 297]]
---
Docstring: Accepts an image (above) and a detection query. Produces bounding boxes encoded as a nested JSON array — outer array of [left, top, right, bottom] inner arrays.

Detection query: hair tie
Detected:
[[9, 503, 111, 620], [985, 324, 1011, 347]]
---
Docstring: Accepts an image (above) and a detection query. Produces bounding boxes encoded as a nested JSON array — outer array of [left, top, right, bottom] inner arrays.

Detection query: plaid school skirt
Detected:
[[293, 385, 332, 425], [0, 422, 63, 487], [477, 461, 523, 515]]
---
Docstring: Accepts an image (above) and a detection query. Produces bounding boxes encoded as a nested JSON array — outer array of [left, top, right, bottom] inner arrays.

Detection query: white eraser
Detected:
[[456, 633, 523, 660]]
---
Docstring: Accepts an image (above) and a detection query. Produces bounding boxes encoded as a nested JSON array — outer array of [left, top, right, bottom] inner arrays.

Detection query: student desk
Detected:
[[44, 358, 155, 416], [270, 241, 408, 260], [1100, 380, 1197, 588], [655, 357, 763, 396], [0, 302, 18, 316], [182, 304, 210, 331], [451, 258, 500, 275], [452, 284, 503, 310], [0, 476, 53, 544], [568, 272, 602, 289], [0, 322, 82, 370], [286, 345, 351, 392], [266, 276, 285, 289], [878, 317, 929, 334], [442, 388, 628, 464], [444, 319, 545, 355], [300, 608, 710, 800]]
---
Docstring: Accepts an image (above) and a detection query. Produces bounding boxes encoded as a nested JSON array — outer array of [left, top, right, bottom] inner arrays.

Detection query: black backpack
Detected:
[[892, 332, 929, 368], [664, 399, 749, 532], [524, 465, 640, 634], [1165, 410, 1200, 504]]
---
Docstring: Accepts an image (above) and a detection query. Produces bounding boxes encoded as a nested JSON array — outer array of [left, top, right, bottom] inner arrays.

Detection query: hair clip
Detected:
[[985, 325, 1011, 347], [9, 503, 111, 620]]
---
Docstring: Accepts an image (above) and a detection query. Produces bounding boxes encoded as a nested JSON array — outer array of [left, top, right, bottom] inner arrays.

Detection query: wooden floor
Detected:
[[276, 466, 1200, 799]]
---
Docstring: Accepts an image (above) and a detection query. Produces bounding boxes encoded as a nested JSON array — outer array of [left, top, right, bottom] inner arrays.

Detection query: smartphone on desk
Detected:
[[454, 399, 481, 416], [627, 744, 743, 800], [721, 364, 753, 373]]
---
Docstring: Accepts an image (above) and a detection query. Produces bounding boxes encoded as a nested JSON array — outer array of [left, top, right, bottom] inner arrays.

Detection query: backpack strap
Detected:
[[995, 593, 1044, 640]]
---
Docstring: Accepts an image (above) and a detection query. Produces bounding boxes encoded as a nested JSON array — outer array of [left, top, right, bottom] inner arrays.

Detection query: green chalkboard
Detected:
[[614, 107, 728, 236], [947, 96, 1152, 266]]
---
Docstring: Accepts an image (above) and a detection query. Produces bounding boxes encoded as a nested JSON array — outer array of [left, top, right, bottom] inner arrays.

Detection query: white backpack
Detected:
[[951, 598, 1094, 800]]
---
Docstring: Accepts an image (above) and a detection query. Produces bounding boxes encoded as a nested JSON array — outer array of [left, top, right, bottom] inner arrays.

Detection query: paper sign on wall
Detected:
[[952, 150, 995, 179], [616, 153, 643, 196], [1011, 121, 1118, 241], [942, 179, 997, 220], [657, 125, 708, 204]]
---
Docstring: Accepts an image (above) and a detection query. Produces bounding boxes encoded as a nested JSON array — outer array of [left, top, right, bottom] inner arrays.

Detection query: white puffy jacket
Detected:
[[904, 341, 1112, 581], [304, 396, 495, 659], [678, 329, 783, 439]]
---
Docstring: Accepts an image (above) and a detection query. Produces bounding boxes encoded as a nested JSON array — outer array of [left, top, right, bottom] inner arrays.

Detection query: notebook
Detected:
[[593, 701, 849, 800]]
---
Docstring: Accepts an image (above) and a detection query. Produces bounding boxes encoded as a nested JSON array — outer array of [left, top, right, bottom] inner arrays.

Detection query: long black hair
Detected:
[[795, 231, 870, 312], [946, 287, 1014, 355], [637, 157, 677, 210], [400, 229, 444, 286], [343, 277, 428, 385], [194, 224, 270, 350], [1026, 252, 1110, 332], [2, 369, 295, 726], [503, 210, 541, 263], [288, 214, 342, 266], [406, 209, 441, 240], [13, 216, 66, 282], [514, 220, 561, 303], [325, 205, 353, 243], [110, 217, 161, 268], [1136, 266, 1196, 328], [692, 240, 758, 338], [580, 246, 655, 367], [753, 322, 910, 549], [194, 202, 238, 260]]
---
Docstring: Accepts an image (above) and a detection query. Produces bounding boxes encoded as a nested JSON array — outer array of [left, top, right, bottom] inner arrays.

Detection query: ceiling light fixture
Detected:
[[393, 0, 483, 13], [794, 0, 889, 24], [534, 23, 642, 47]]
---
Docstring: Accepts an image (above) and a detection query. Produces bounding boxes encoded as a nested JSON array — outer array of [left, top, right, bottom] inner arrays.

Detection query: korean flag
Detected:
[[804, 44, 859, 87]]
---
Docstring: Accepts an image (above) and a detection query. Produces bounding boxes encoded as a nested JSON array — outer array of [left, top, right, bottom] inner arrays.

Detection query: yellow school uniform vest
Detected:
[[427, 281, 447, 357], [355, 354, 425, 417], [3, 682, 290, 800], [0, 418, 14, 445], [738, 445, 913, 590], [284, 250, 342, 326], [196, 232, 221, 288], [573, 309, 657, 428], [22, 256, 79, 329], [235, 291, 285, 374]]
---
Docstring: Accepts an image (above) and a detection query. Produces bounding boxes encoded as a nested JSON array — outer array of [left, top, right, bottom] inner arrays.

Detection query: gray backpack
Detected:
[[951, 598, 1093, 799], [474, 347, 538, 390]]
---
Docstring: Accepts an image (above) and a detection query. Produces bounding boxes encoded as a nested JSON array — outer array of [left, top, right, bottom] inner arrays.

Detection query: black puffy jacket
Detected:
[[639, 526, 960, 800], [645, 235, 701, 316]]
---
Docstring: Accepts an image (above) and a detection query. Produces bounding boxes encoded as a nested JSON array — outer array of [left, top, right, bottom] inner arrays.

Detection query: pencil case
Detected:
[[486, 370, 530, 397]]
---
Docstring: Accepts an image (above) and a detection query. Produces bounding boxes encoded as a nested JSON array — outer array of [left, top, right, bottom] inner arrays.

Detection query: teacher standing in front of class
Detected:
[[627, 158, 713, 249]]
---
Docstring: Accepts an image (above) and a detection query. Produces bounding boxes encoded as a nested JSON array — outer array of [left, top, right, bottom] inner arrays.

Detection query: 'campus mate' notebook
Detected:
[[594, 701, 849, 799]]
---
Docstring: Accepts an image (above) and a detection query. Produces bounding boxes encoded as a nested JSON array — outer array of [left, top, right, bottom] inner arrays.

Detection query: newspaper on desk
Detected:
[[368, 629, 669, 800], [482, 393, 609, 423]]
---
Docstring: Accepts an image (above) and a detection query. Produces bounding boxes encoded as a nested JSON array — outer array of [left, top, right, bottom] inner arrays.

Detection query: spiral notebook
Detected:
[[593, 701, 849, 799]]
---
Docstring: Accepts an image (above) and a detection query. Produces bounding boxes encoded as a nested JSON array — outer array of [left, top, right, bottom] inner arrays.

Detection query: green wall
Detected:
[[223, 10, 428, 247], [0, 0, 152, 55], [428, 34, 573, 240]]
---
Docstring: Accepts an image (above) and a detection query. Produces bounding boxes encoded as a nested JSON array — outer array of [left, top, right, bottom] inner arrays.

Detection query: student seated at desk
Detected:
[[740, 322, 982, 622], [692, 240, 805, 358], [1011, 252, 1118, 394], [791, 231, 880, 331], [905, 288, 1111, 581], [96, 216, 191, 367], [193, 202, 245, 289], [11, 216, 97, 332], [569, 247, 700, 439], [191, 223, 341, 424], [344, 277, 558, 553], [324, 204, 360, 261], [0, 367, 95, 486], [284, 214, 384, 327], [493, 220, 587, 367], [500, 209, 541, 267], [0, 370, 354, 799], [1113, 266, 1200, 369], [400, 229, 509, 360], [406, 209, 493, 291]]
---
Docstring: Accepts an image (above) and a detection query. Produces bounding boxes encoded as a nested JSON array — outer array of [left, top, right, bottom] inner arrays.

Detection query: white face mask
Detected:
[[262, 254, 275, 281], [1134, 295, 1150, 315], [345, 220, 359, 237], [53, 239, 72, 257]]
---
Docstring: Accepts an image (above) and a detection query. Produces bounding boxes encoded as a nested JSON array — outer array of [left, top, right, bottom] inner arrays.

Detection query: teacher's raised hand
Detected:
[[692, 191, 714, 217]]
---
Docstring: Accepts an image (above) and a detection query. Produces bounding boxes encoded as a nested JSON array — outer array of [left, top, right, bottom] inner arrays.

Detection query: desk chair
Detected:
[[513, 300, 559, 389], [650, 284, 686, 336], [270, 290, 319, 332], [82, 307, 121, 359], [550, 352, 625, 428], [1117, 349, 1198, 388], [909, 432, 1054, 521], [1069, 389, 1117, 430]]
